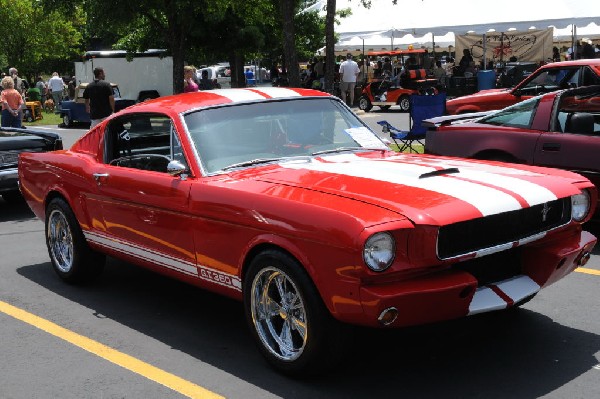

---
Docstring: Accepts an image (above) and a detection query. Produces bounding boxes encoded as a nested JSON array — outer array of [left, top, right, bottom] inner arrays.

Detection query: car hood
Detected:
[[252, 152, 583, 227], [447, 88, 508, 103]]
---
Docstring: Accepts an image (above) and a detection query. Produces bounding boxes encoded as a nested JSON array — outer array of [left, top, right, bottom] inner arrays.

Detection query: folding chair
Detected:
[[377, 93, 446, 153]]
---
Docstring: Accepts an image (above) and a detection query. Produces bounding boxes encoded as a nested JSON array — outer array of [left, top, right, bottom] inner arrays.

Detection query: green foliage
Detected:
[[0, 0, 84, 78]]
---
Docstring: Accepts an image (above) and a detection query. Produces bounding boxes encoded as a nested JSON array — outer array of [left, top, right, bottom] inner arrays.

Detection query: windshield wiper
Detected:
[[311, 147, 387, 156], [221, 157, 284, 171], [419, 168, 460, 179]]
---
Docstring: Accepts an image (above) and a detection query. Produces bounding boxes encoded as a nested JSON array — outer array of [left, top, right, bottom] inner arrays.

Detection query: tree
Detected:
[[0, 0, 84, 79]]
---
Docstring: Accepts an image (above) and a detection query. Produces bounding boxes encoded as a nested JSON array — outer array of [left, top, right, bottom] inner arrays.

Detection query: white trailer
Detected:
[[74, 49, 173, 102]]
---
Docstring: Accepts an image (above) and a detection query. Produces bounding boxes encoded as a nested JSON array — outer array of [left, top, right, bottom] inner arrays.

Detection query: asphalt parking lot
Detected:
[[1, 120, 599, 398]]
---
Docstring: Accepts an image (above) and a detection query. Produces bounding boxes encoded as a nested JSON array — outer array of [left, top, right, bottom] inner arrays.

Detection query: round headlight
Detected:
[[363, 232, 395, 272], [572, 190, 591, 222]]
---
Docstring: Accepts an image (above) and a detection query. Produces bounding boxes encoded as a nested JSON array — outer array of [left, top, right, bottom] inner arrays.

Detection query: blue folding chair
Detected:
[[377, 93, 446, 153]]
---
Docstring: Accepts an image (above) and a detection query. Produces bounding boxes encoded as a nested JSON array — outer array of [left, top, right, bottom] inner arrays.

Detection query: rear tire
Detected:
[[398, 95, 410, 112], [45, 198, 104, 283], [243, 249, 346, 376]]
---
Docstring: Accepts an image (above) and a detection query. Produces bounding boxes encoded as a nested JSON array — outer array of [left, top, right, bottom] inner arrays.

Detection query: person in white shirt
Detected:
[[338, 53, 360, 106], [47, 72, 65, 106]]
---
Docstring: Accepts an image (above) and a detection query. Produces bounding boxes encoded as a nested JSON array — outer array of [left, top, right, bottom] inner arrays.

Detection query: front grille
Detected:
[[452, 247, 522, 286], [0, 151, 20, 167], [438, 198, 571, 259]]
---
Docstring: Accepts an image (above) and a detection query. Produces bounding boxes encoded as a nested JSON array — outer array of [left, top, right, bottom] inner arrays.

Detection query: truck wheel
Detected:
[[399, 95, 410, 112], [45, 198, 105, 283], [62, 114, 72, 128], [243, 249, 345, 376]]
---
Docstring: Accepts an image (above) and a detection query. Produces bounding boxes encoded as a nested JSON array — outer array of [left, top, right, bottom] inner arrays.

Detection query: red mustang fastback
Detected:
[[18, 88, 597, 375], [446, 59, 600, 115]]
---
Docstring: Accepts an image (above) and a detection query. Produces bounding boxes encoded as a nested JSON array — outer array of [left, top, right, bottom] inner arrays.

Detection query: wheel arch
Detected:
[[239, 238, 334, 312], [472, 149, 520, 163]]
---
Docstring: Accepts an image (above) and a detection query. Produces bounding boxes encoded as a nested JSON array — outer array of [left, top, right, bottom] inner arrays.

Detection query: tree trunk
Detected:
[[169, 15, 186, 94], [281, 0, 299, 87], [324, 0, 336, 93], [229, 52, 246, 88]]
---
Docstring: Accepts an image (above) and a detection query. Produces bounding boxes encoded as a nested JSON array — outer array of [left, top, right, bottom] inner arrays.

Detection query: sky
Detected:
[[334, 0, 599, 33]]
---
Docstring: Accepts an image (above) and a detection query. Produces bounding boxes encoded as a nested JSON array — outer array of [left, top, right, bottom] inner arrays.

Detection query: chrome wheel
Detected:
[[251, 266, 307, 362], [47, 209, 74, 273]]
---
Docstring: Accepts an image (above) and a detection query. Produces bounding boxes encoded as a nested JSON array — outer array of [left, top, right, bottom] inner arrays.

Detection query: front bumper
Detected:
[[0, 167, 19, 193], [356, 230, 596, 328]]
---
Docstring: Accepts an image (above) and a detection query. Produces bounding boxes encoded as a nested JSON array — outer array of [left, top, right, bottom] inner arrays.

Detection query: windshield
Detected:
[[183, 97, 387, 174], [479, 95, 541, 128]]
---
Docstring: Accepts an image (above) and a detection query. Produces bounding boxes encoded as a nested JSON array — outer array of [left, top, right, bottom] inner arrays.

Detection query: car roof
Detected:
[[121, 87, 331, 114], [540, 59, 600, 68]]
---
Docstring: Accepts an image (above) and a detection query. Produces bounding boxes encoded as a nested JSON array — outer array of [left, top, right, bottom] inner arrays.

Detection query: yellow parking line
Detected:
[[576, 267, 600, 276], [0, 300, 224, 399]]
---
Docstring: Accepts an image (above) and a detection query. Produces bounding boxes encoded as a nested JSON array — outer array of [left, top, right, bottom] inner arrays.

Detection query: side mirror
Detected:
[[167, 160, 187, 178]]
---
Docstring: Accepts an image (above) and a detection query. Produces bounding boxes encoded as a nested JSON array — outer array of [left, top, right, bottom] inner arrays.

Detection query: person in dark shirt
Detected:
[[83, 67, 114, 128]]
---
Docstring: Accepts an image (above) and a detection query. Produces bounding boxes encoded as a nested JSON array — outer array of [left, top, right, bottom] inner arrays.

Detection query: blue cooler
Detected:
[[477, 70, 496, 91]]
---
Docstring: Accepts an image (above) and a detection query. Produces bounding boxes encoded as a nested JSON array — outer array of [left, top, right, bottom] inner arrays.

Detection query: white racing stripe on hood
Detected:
[[384, 155, 558, 206], [446, 169, 557, 206], [282, 154, 554, 216]]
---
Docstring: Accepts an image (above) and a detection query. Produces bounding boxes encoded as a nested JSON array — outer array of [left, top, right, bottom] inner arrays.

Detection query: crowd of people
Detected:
[[0, 68, 80, 128]]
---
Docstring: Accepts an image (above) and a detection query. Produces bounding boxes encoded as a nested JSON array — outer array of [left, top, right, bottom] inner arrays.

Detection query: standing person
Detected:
[[338, 53, 360, 107], [35, 76, 47, 105], [8, 68, 27, 95], [68, 76, 77, 100], [183, 66, 198, 92], [457, 49, 473, 76], [48, 72, 65, 106], [83, 67, 114, 128], [1, 76, 24, 128], [552, 46, 561, 62]]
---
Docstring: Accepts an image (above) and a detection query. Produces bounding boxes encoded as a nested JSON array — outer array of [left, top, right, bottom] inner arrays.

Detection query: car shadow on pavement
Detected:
[[0, 198, 35, 222], [17, 256, 600, 399]]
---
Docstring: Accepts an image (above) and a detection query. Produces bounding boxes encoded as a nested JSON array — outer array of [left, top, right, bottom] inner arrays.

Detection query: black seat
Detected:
[[565, 113, 595, 135]]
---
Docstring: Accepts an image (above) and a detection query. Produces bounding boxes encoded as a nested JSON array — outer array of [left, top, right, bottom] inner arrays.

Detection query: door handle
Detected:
[[542, 143, 561, 151], [93, 173, 109, 184]]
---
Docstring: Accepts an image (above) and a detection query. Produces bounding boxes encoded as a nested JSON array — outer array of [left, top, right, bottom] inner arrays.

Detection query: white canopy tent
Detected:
[[332, 0, 600, 52]]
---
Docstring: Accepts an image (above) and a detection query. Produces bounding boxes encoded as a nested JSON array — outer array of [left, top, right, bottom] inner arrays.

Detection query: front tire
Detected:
[[243, 250, 345, 376], [45, 198, 105, 283], [62, 114, 72, 128], [358, 95, 372, 112]]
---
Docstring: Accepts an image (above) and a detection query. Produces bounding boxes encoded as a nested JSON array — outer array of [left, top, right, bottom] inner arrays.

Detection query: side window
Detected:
[[582, 67, 600, 86], [104, 114, 187, 172]]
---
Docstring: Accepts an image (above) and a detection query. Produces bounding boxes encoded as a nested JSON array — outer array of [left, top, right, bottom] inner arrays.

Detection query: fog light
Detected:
[[378, 307, 399, 326]]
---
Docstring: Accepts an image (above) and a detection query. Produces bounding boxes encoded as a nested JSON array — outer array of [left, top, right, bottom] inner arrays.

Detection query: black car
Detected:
[[496, 61, 539, 88], [0, 127, 62, 203]]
